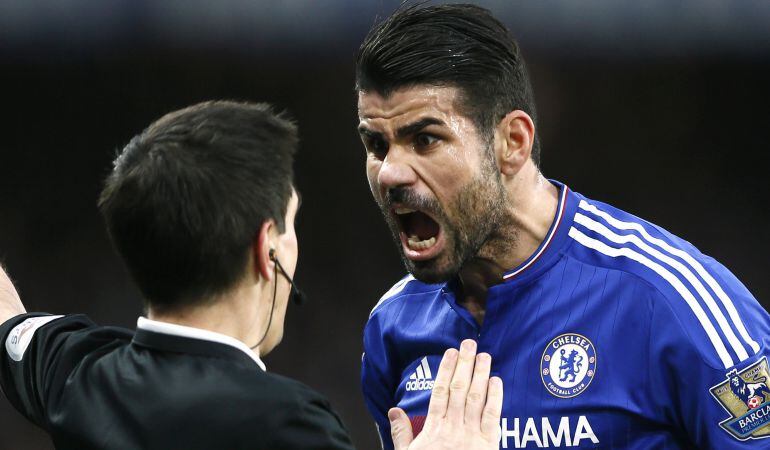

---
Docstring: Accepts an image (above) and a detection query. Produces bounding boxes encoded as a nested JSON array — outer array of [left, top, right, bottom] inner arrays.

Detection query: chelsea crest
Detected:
[[541, 333, 597, 398]]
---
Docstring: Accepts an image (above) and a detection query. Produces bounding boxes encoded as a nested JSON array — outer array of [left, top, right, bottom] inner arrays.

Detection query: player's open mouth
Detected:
[[393, 206, 445, 261]]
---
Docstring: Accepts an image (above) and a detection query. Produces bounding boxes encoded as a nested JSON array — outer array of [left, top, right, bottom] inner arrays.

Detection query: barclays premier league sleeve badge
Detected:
[[541, 333, 596, 398], [710, 356, 770, 441]]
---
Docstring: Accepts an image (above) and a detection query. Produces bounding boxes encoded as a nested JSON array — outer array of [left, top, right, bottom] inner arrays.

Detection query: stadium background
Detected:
[[1, 1, 769, 448]]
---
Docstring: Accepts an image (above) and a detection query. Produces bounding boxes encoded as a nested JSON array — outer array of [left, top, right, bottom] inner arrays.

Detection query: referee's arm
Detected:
[[0, 264, 25, 323]]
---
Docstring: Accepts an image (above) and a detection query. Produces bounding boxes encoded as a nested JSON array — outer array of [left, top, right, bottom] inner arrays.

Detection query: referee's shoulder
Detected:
[[238, 369, 340, 422], [244, 371, 353, 447], [253, 370, 330, 405]]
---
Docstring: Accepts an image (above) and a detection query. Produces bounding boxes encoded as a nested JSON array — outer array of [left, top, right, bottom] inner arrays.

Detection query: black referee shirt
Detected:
[[0, 313, 355, 450]]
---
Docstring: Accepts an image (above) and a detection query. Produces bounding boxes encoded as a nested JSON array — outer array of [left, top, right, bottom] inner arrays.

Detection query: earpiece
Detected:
[[250, 245, 306, 349], [267, 247, 306, 306]]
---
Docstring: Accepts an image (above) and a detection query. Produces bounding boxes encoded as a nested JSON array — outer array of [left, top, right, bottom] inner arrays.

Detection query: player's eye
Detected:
[[367, 136, 389, 157], [414, 133, 439, 148]]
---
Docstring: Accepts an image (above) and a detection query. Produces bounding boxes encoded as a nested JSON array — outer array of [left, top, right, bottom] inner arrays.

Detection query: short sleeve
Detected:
[[0, 313, 99, 428], [649, 285, 770, 448]]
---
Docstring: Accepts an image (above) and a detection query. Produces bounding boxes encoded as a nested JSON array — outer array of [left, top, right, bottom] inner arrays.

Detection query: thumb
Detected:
[[388, 407, 414, 450]]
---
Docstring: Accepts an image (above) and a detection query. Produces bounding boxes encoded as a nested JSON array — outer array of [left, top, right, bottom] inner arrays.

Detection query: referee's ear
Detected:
[[494, 109, 535, 177], [254, 220, 276, 282]]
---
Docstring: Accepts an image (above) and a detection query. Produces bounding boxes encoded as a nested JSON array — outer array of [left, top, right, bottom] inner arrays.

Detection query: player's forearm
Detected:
[[0, 264, 25, 324]]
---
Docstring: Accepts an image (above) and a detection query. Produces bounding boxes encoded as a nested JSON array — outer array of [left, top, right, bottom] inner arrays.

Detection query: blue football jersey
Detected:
[[361, 181, 770, 449]]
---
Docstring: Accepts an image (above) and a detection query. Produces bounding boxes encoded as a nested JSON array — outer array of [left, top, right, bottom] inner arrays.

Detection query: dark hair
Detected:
[[356, 3, 540, 164], [98, 100, 297, 311]]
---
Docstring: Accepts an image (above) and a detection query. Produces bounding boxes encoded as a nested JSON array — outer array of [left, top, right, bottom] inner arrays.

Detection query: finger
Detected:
[[480, 376, 504, 439], [464, 352, 491, 428], [446, 339, 477, 424], [425, 347, 458, 424], [388, 407, 414, 450]]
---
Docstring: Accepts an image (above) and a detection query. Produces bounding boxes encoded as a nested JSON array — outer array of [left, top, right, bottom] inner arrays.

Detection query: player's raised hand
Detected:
[[389, 339, 503, 450]]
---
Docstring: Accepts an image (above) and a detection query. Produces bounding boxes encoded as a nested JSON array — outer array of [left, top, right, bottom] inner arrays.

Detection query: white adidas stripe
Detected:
[[409, 357, 433, 380], [568, 226, 735, 368], [420, 356, 432, 379], [578, 200, 759, 355], [574, 212, 750, 362]]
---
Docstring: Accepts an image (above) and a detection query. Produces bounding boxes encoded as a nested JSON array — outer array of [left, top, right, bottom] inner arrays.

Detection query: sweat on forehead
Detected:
[[356, 85, 479, 137], [358, 85, 458, 116]]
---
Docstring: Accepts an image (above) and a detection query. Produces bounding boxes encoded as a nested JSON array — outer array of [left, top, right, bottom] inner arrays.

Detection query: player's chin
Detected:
[[402, 251, 459, 285]]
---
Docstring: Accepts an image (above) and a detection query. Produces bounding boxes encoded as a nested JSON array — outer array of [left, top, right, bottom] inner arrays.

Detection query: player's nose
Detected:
[[377, 146, 418, 191]]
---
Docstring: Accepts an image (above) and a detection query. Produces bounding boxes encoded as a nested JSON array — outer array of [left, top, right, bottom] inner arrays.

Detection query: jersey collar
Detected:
[[499, 180, 577, 285], [136, 317, 266, 371]]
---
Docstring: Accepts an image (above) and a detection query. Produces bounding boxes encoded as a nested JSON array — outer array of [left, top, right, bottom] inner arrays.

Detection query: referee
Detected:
[[0, 101, 502, 450]]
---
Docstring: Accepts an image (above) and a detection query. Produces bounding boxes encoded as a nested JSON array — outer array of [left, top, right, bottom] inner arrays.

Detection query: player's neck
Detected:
[[457, 169, 558, 325], [457, 258, 505, 325], [486, 168, 559, 273]]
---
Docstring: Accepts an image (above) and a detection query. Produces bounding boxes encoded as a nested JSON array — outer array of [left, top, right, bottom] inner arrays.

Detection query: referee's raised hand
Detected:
[[388, 339, 502, 450]]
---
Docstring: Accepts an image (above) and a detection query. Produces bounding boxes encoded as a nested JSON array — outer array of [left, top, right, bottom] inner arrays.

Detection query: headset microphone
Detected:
[[269, 249, 307, 306], [250, 249, 307, 350]]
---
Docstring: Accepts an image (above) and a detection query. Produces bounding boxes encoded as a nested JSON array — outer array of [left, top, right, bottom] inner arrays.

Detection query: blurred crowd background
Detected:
[[1, 1, 769, 448]]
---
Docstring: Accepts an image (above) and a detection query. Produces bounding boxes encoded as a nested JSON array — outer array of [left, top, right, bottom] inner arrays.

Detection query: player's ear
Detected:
[[494, 110, 535, 177], [254, 220, 276, 281]]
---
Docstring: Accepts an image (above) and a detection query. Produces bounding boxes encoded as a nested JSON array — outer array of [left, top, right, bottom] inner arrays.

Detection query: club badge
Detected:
[[710, 356, 770, 441], [541, 333, 597, 398]]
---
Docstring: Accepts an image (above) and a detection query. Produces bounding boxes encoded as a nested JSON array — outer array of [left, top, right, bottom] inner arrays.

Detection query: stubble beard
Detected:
[[379, 158, 511, 284]]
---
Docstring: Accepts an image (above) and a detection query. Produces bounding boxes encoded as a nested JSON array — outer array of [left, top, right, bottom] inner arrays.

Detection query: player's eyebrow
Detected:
[[395, 117, 446, 139], [357, 126, 381, 139], [357, 117, 447, 140]]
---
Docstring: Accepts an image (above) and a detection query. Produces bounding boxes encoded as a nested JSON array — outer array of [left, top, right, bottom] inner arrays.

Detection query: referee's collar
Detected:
[[136, 317, 266, 371]]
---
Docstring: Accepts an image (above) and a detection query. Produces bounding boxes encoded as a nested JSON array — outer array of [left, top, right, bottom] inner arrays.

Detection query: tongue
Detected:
[[406, 211, 439, 240]]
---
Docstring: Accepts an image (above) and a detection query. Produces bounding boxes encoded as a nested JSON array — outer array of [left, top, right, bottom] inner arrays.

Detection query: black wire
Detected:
[[250, 261, 278, 350]]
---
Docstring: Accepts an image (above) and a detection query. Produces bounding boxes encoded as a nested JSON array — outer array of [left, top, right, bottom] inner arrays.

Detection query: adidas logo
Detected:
[[406, 357, 435, 392]]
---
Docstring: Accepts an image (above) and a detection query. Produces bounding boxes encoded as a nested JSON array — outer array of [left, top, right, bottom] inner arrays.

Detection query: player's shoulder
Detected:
[[567, 191, 732, 292], [367, 274, 443, 320], [567, 191, 767, 370]]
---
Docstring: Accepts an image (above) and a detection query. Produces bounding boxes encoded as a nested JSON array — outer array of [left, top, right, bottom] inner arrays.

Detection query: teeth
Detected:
[[394, 207, 416, 215], [407, 235, 437, 251]]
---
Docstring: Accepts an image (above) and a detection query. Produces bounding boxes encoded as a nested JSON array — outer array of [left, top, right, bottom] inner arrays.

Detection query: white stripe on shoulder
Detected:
[[574, 212, 750, 362], [578, 200, 759, 355], [369, 275, 415, 317], [569, 226, 734, 368]]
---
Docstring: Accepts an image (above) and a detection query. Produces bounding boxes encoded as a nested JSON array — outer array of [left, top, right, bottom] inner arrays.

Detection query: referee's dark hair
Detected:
[[98, 101, 297, 311], [356, 3, 541, 165]]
